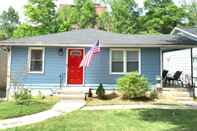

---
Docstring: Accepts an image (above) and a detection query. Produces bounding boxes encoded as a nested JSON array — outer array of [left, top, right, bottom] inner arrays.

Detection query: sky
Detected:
[[0, 0, 191, 21]]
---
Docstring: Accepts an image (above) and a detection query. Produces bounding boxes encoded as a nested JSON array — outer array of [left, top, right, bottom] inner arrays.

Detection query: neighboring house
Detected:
[[164, 27, 197, 85], [0, 28, 196, 96]]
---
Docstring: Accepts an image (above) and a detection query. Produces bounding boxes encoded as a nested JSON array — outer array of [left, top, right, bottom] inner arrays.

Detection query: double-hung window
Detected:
[[28, 47, 45, 73], [110, 49, 139, 74]]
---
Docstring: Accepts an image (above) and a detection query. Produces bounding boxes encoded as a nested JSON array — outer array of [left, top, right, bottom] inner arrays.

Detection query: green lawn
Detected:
[[0, 96, 58, 119], [4, 109, 197, 131]]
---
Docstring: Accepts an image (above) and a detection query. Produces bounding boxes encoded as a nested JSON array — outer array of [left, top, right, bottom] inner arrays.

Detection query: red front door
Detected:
[[67, 49, 84, 84]]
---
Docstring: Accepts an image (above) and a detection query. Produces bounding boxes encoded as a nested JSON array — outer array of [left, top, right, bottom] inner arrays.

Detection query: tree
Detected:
[[57, 5, 78, 32], [13, 24, 40, 38], [144, 0, 186, 34], [97, 11, 112, 31], [0, 6, 19, 38], [110, 0, 140, 34], [181, 0, 197, 26], [24, 0, 57, 33], [74, 0, 97, 28], [56, 0, 97, 31], [0, 31, 6, 40]]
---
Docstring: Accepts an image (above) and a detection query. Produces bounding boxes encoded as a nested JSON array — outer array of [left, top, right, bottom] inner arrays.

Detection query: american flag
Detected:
[[80, 40, 101, 67]]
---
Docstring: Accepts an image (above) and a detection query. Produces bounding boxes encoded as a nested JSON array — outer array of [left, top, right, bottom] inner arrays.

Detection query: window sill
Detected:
[[110, 72, 139, 75], [28, 71, 44, 74], [110, 72, 128, 75]]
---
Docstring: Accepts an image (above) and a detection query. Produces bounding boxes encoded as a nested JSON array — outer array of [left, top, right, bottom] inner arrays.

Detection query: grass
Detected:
[[3, 109, 197, 131], [0, 96, 58, 119]]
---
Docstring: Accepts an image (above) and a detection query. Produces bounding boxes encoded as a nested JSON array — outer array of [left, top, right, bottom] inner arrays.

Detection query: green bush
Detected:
[[14, 88, 32, 105], [96, 83, 105, 99], [117, 72, 149, 99]]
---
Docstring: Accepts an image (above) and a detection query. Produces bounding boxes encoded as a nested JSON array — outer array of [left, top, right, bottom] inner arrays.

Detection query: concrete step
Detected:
[[161, 91, 192, 97], [162, 88, 192, 92], [56, 91, 83, 95], [54, 87, 87, 100], [177, 100, 197, 105], [56, 88, 87, 94], [54, 94, 85, 100], [175, 96, 194, 101]]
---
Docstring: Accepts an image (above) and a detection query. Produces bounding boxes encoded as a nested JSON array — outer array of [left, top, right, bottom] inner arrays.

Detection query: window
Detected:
[[127, 51, 139, 72], [112, 50, 124, 72], [70, 50, 81, 56], [28, 47, 45, 73], [110, 49, 139, 74]]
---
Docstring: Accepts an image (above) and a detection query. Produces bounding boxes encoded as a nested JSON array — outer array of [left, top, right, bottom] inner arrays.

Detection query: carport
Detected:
[[160, 27, 197, 97]]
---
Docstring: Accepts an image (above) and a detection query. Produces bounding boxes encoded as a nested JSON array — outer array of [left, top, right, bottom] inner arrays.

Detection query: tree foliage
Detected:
[[13, 24, 41, 38], [14, 0, 57, 38], [24, 0, 57, 33], [57, 0, 97, 32], [97, 11, 112, 31], [181, 0, 197, 26], [109, 0, 140, 34], [0, 6, 19, 38], [57, 5, 78, 32], [0, 31, 6, 40], [74, 0, 97, 28], [143, 0, 186, 34], [2, 0, 195, 38]]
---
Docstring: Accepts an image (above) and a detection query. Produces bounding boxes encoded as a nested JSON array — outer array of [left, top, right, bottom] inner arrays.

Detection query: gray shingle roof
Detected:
[[181, 27, 197, 36], [171, 27, 197, 42], [0, 28, 196, 47]]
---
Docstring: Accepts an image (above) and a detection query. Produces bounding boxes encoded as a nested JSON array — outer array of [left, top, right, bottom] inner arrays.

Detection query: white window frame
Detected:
[[109, 48, 141, 75], [28, 47, 45, 74]]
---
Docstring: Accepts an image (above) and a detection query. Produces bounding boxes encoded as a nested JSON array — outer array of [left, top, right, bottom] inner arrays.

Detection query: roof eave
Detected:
[[0, 43, 197, 48], [171, 27, 197, 41]]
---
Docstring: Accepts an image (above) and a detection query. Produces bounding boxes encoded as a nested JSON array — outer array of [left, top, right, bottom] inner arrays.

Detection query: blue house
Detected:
[[0, 28, 196, 95]]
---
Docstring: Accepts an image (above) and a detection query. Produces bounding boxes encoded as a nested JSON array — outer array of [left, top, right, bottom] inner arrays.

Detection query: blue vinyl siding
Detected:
[[11, 47, 66, 88], [10, 46, 160, 89], [85, 48, 160, 86], [141, 48, 160, 85], [85, 48, 121, 85]]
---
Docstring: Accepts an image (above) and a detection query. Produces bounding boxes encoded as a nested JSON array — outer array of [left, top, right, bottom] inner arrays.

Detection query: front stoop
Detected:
[[159, 88, 194, 103], [54, 87, 86, 100]]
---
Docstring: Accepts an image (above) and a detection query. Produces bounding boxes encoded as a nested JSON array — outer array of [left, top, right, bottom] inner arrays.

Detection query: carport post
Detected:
[[191, 48, 195, 97], [191, 48, 193, 87]]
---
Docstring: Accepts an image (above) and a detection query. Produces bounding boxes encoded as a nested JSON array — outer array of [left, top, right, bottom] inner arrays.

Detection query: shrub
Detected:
[[96, 83, 105, 99], [117, 71, 149, 99], [14, 88, 32, 105]]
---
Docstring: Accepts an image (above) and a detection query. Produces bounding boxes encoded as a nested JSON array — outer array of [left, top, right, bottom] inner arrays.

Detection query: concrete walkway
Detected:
[[0, 100, 85, 129], [82, 103, 197, 111]]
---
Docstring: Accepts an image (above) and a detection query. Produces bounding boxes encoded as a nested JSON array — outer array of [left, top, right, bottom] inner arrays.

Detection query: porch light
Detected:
[[58, 48, 64, 56]]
